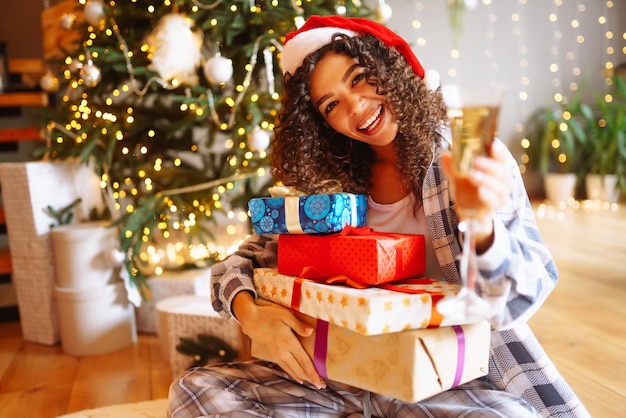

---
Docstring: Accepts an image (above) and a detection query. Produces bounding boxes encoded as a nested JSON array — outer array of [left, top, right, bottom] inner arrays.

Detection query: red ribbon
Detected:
[[289, 273, 447, 328]]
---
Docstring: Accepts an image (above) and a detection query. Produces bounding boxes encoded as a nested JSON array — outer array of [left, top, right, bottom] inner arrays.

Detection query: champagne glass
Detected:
[[438, 83, 506, 323]]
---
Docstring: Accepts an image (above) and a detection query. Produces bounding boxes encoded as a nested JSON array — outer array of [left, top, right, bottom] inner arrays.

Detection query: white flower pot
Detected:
[[55, 282, 137, 356], [585, 174, 620, 203], [544, 173, 577, 204], [51, 221, 119, 289]]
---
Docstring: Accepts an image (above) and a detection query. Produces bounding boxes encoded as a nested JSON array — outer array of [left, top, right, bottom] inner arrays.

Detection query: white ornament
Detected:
[[375, 2, 393, 23], [84, 0, 106, 26], [465, 0, 479, 10], [203, 53, 233, 85], [40, 72, 60, 92], [68, 58, 83, 72], [105, 248, 127, 266], [147, 13, 203, 86], [248, 128, 271, 151], [80, 61, 102, 86], [60, 13, 76, 30]]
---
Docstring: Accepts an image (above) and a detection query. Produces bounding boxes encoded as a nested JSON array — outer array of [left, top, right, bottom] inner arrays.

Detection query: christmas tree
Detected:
[[38, 0, 378, 299]]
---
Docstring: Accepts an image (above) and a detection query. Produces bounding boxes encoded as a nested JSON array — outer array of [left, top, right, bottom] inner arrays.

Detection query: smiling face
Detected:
[[309, 51, 399, 149]]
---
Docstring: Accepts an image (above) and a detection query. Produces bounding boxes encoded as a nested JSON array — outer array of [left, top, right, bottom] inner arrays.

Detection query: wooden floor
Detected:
[[0, 201, 625, 417]]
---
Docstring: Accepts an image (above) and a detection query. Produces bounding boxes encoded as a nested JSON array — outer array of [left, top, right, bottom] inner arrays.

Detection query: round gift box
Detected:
[[51, 221, 119, 289], [55, 282, 137, 356]]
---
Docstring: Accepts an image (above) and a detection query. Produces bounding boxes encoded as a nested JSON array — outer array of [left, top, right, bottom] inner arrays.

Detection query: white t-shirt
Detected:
[[367, 193, 445, 280]]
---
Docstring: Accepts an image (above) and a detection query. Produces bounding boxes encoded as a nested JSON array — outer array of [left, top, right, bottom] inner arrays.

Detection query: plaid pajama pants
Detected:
[[167, 360, 540, 418]]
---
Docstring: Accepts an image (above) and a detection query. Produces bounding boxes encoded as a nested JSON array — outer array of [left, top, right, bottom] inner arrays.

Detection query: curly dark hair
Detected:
[[271, 33, 448, 206]]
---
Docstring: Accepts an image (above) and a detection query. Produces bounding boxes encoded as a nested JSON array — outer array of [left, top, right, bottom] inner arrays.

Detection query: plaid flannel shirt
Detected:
[[211, 143, 590, 418]]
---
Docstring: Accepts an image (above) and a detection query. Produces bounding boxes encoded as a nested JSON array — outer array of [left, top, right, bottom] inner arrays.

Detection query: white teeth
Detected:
[[359, 106, 382, 131]]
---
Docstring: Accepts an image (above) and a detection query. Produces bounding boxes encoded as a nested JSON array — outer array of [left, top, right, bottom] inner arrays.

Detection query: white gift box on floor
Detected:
[[157, 295, 248, 379], [0, 161, 104, 345], [135, 268, 211, 334]]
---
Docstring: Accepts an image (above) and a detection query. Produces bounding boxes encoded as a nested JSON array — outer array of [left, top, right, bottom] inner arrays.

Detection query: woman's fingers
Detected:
[[441, 142, 513, 215], [244, 301, 325, 389]]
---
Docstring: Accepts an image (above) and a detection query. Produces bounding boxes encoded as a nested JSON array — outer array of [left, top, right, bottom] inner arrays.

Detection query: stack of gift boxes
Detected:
[[249, 191, 491, 403]]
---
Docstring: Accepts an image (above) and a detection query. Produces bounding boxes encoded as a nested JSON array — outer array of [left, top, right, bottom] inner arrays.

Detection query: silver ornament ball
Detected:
[[40, 72, 60, 92], [60, 13, 77, 30], [80, 62, 102, 87], [84, 0, 106, 26]]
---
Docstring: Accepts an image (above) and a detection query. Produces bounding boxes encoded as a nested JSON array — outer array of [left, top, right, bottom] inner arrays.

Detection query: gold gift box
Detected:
[[299, 317, 491, 403]]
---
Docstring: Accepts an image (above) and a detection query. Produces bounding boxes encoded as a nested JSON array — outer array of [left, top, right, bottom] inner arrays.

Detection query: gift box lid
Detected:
[[248, 192, 367, 234]]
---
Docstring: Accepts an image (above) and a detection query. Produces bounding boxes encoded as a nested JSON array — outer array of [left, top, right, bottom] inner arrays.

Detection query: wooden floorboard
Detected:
[[0, 201, 624, 416], [529, 201, 626, 417]]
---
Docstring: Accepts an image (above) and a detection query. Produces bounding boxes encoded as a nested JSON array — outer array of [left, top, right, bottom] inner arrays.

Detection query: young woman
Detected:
[[168, 16, 589, 418]]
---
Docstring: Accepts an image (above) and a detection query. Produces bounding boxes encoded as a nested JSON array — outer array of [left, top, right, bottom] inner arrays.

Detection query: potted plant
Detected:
[[579, 72, 626, 202], [524, 89, 591, 204]]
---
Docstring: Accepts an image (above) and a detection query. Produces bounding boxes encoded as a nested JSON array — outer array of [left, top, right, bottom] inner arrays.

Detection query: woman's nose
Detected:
[[345, 94, 364, 115]]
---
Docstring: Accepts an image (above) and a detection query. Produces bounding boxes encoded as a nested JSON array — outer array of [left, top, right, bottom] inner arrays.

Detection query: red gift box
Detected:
[[278, 226, 425, 286]]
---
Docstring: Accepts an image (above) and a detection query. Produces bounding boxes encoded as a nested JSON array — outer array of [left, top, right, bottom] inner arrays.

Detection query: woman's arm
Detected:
[[210, 233, 326, 388], [210, 234, 277, 318], [441, 140, 558, 330], [474, 145, 558, 329]]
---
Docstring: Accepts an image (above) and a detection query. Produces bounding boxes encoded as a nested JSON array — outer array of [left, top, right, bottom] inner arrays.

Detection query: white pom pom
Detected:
[[423, 69, 440, 92]]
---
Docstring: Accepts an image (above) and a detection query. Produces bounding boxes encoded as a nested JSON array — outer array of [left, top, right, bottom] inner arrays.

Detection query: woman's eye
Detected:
[[352, 73, 365, 85], [324, 101, 337, 115]]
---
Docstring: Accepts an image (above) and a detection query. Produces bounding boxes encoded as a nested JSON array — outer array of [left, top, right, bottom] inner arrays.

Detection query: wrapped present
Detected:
[[254, 268, 473, 335], [156, 295, 250, 378], [278, 226, 425, 285], [135, 268, 211, 334], [299, 316, 491, 403], [248, 192, 367, 235]]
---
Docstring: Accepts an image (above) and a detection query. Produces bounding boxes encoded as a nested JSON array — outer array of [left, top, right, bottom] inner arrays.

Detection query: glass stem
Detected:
[[459, 219, 478, 292]]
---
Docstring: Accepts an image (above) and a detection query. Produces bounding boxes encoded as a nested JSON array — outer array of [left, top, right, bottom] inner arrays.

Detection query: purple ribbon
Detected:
[[313, 320, 467, 387], [451, 325, 466, 387], [313, 319, 329, 379]]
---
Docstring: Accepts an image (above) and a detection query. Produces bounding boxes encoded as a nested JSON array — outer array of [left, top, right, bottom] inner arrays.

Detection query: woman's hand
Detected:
[[232, 292, 326, 389], [440, 140, 514, 253]]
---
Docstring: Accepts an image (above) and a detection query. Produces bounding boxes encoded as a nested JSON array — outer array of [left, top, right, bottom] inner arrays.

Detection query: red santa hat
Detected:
[[281, 15, 440, 90]]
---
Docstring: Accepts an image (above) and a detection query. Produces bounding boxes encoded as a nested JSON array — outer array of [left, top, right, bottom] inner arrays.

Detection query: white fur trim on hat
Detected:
[[423, 69, 440, 92], [280, 27, 358, 75]]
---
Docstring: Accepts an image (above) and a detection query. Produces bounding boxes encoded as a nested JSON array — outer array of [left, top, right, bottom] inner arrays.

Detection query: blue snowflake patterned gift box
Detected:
[[248, 191, 367, 235]]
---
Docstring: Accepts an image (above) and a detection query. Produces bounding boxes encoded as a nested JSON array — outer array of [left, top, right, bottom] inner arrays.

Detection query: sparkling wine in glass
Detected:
[[438, 84, 506, 323]]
